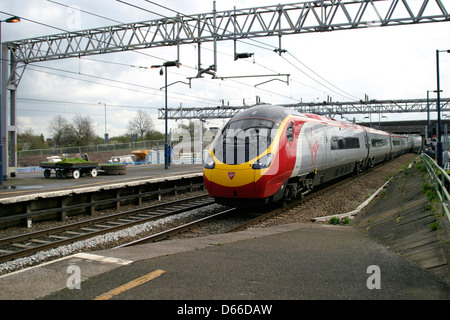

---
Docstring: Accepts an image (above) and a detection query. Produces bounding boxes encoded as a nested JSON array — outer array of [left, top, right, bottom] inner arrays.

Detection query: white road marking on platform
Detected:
[[73, 253, 133, 265]]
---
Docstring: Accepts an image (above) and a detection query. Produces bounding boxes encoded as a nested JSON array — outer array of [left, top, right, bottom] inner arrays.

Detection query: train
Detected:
[[203, 104, 421, 207]]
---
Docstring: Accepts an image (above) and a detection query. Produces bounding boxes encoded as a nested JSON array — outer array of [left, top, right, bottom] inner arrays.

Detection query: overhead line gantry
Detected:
[[1, 0, 450, 179], [158, 98, 450, 119]]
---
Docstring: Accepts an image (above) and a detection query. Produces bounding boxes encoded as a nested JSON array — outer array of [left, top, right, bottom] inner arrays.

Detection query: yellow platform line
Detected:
[[94, 269, 166, 300]]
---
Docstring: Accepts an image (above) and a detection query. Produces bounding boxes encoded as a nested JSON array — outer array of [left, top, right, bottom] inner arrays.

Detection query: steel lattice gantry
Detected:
[[4, 0, 450, 89], [159, 98, 450, 119], [1, 0, 450, 178]]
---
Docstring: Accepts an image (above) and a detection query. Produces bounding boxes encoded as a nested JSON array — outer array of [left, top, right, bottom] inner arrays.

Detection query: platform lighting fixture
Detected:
[[0, 16, 21, 185], [98, 102, 108, 143], [151, 60, 180, 170], [4, 16, 21, 23], [436, 49, 450, 167]]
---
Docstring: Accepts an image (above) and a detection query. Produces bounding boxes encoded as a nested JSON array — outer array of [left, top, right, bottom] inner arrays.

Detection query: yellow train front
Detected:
[[203, 105, 298, 206]]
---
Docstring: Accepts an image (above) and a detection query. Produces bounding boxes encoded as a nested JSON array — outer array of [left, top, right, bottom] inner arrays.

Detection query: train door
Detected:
[[322, 126, 331, 168], [364, 129, 370, 168]]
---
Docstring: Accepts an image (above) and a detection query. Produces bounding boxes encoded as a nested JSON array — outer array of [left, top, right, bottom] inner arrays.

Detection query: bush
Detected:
[[422, 183, 438, 201]]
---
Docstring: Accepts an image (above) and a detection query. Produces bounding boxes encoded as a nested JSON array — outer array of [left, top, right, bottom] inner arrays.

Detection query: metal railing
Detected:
[[421, 153, 450, 223]]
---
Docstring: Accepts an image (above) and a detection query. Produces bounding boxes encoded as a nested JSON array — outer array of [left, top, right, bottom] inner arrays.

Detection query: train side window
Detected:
[[371, 138, 388, 147], [331, 136, 360, 150], [286, 122, 294, 142]]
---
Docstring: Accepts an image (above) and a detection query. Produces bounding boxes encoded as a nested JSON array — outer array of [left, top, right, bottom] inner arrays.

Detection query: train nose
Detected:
[[209, 167, 256, 197]]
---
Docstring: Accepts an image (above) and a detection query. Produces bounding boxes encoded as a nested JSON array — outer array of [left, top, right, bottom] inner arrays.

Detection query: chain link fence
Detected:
[[18, 140, 166, 157]]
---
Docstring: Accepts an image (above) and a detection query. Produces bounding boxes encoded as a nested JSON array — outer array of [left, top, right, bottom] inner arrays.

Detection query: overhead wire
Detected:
[[5, 2, 359, 110], [25, 64, 219, 105], [285, 52, 360, 101], [280, 54, 356, 101], [128, 1, 359, 102], [3, 2, 328, 105], [112, 0, 304, 103]]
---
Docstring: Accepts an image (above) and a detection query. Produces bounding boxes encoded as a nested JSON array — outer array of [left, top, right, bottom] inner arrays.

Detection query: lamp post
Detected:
[[151, 60, 180, 169], [98, 102, 107, 143], [436, 49, 450, 167], [427, 90, 432, 144], [0, 16, 21, 185]]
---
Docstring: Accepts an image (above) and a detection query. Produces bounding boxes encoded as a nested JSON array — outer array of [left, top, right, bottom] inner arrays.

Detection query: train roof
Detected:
[[229, 105, 397, 137], [229, 105, 293, 124]]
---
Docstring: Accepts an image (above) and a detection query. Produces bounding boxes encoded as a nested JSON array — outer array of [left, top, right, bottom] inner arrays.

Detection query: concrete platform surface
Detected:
[[0, 222, 449, 300], [0, 163, 204, 201]]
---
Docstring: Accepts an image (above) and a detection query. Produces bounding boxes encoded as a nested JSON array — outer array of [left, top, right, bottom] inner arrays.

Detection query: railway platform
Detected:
[[0, 222, 448, 301], [0, 163, 204, 201], [0, 161, 449, 301]]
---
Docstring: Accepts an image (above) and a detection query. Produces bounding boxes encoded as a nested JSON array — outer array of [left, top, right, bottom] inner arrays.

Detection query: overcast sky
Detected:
[[1, 0, 450, 140]]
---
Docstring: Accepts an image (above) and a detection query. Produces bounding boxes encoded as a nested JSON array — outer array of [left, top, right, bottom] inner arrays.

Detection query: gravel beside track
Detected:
[[0, 191, 223, 275], [255, 153, 417, 227]]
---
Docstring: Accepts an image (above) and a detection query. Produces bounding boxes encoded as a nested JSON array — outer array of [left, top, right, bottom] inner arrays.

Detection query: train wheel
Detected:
[[73, 169, 80, 179]]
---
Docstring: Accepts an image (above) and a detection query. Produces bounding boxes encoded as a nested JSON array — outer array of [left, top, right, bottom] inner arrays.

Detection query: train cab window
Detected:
[[215, 118, 276, 164], [286, 122, 294, 142]]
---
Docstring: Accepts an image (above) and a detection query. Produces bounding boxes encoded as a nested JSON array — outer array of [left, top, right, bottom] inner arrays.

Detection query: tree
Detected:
[[128, 110, 154, 140], [144, 129, 164, 141], [17, 128, 47, 151], [49, 115, 71, 147], [68, 114, 96, 146]]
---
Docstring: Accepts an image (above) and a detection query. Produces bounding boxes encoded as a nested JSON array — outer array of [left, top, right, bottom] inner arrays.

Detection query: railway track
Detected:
[[116, 207, 239, 247], [0, 158, 400, 268], [225, 175, 354, 233], [118, 175, 357, 247], [0, 194, 215, 264]]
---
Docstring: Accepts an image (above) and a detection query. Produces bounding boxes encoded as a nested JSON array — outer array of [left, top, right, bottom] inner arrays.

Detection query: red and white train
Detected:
[[203, 104, 417, 206]]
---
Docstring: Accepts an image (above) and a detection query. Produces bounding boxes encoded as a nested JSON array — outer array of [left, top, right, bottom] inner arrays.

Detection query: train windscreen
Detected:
[[213, 118, 277, 165]]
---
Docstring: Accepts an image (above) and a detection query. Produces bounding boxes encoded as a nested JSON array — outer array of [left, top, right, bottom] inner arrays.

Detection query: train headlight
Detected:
[[252, 153, 274, 169], [204, 153, 215, 169]]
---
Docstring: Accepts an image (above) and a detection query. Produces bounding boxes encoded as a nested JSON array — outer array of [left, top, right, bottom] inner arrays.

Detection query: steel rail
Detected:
[[0, 180, 205, 229], [116, 207, 238, 247], [0, 194, 213, 263]]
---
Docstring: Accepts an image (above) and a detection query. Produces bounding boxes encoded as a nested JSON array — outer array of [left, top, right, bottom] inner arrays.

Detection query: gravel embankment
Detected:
[[255, 153, 417, 227]]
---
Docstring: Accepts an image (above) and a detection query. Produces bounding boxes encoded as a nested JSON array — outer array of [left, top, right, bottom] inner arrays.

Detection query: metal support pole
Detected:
[[213, 1, 217, 72], [437, 50, 443, 167], [164, 65, 169, 170], [0, 23, 3, 185], [427, 90, 430, 144]]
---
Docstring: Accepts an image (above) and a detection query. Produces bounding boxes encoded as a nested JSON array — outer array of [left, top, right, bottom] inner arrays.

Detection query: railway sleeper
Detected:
[[11, 243, 31, 249], [65, 231, 84, 236], [80, 227, 101, 232], [93, 224, 113, 228], [48, 235, 70, 240], [31, 239, 52, 244]]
